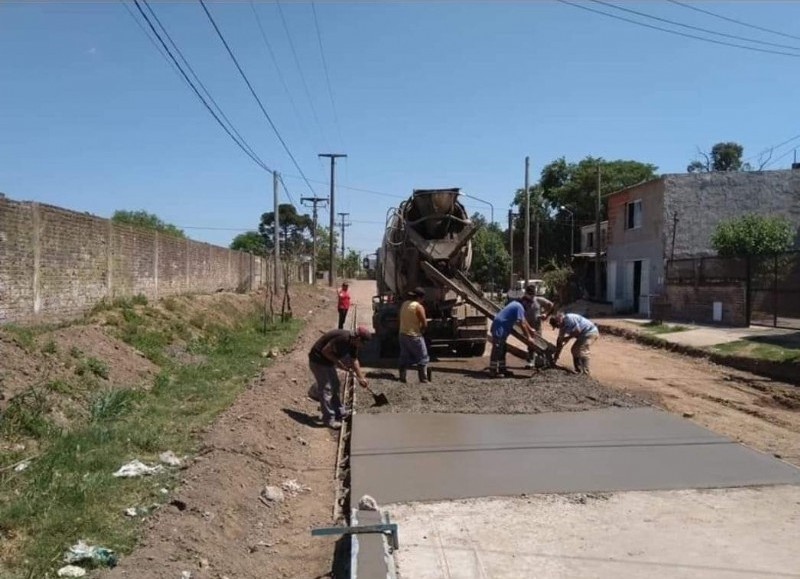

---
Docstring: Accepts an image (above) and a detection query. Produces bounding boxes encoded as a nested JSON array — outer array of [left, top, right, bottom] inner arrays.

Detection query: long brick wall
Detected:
[[0, 195, 295, 324], [664, 283, 748, 327]]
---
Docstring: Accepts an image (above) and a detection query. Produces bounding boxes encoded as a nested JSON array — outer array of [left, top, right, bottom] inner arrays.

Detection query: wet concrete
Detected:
[[351, 408, 800, 504]]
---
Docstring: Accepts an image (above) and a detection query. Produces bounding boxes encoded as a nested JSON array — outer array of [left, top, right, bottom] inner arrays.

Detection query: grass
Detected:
[[0, 300, 302, 578], [711, 339, 800, 363], [640, 321, 690, 335]]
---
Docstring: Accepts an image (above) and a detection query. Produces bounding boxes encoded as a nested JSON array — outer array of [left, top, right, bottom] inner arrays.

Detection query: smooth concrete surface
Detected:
[[389, 487, 800, 579], [352, 509, 394, 579], [618, 318, 797, 347], [351, 408, 800, 504]]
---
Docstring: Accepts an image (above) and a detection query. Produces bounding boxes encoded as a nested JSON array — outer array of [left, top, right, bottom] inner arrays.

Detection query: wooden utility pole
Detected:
[[273, 170, 280, 294], [595, 166, 602, 301], [524, 156, 530, 284], [338, 212, 351, 277], [301, 196, 328, 284], [508, 209, 515, 290], [318, 153, 347, 286]]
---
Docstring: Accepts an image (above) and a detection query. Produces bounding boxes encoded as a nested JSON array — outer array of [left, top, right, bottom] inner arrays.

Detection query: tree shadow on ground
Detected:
[[747, 331, 800, 350], [282, 408, 324, 428]]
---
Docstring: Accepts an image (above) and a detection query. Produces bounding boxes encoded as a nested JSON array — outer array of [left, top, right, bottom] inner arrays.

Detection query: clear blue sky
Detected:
[[2, 1, 800, 255]]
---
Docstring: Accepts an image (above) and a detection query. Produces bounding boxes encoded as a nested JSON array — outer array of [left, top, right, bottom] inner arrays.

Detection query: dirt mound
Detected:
[[357, 366, 645, 414]]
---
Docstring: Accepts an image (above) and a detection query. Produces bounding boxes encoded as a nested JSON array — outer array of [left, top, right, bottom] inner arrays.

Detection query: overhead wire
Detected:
[[746, 132, 800, 165], [590, 0, 800, 53], [275, 0, 331, 150], [198, 0, 318, 197], [141, 0, 268, 170], [557, 0, 800, 59], [120, 0, 184, 81], [249, 0, 320, 161], [131, 0, 272, 172], [277, 173, 297, 207], [311, 1, 345, 149], [666, 0, 800, 44]]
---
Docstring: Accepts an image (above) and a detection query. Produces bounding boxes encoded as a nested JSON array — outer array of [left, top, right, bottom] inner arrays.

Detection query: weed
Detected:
[[41, 339, 58, 355], [0, 388, 54, 440], [76, 357, 110, 380], [5, 325, 37, 352], [90, 388, 140, 422], [69, 346, 83, 359], [45, 379, 73, 394], [162, 297, 179, 312], [712, 339, 800, 363], [642, 322, 689, 335], [130, 294, 148, 306]]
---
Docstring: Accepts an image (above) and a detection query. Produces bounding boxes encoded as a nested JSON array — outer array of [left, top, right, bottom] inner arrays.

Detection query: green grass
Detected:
[[0, 305, 302, 578], [641, 321, 690, 335], [76, 357, 110, 380], [711, 339, 800, 362]]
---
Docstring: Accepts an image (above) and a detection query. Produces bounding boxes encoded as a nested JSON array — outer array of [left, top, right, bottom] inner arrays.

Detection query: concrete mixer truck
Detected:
[[371, 188, 488, 357]]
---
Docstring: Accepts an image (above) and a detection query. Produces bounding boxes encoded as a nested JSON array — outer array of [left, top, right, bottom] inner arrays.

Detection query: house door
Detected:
[[633, 260, 642, 313], [607, 261, 616, 304]]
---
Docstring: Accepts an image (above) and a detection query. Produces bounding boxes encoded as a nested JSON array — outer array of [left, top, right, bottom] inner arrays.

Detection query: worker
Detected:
[[308, 325, 371, 429], [523, 285, 554, 369], [550, 312, 599, 375], [337, 281, 351, 329], [489, 295, 538, 378], [398, 287, 429, 383]]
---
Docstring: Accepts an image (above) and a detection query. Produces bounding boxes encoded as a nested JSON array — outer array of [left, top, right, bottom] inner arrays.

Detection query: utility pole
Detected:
[[523, 156, 530, 283], [508, 209, 515, 290], [319, 153, 347, 286], [338, 212, 351, 278], [301, 196, 328, 285], [595, 165, 602, 301], [273, 170, 280, 294], [534, 192, 540, 275]]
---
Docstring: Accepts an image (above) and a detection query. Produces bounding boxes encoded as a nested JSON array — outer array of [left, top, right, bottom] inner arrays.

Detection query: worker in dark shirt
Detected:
[[308, 325, 371, 429]]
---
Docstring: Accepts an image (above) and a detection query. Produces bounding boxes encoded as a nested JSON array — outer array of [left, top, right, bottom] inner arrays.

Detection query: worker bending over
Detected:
[[522, 285, 554, 369], [398, 287, 430, 383], [489, 295, 538, 378], [550, 312, 600, 375], [308, 325, 371, 429]]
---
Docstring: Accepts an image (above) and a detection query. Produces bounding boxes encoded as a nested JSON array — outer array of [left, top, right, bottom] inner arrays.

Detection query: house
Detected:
[[571, 220, 607, 299], [605, 169, 800, 315]]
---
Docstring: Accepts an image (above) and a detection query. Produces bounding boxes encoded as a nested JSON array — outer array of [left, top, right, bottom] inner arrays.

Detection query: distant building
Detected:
[[572, 221, 608, 300], [605, 169, 800, 315]]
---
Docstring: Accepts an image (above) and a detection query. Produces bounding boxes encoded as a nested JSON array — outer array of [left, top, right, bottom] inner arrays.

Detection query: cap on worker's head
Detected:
[[355, 325, 373, 341], [407, 286, 425, 298]]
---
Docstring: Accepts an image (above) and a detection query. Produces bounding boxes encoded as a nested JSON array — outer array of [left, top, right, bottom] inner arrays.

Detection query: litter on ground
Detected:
[[112, 459, 164, 478], [159, 450, 182, 467], [57, 565, 87, 577], [63, 540, 118, 568]]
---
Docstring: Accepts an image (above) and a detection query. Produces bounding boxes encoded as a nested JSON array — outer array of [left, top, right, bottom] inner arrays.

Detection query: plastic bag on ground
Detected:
[[113, 459, 164, 478], [63, 540, 118, 568]]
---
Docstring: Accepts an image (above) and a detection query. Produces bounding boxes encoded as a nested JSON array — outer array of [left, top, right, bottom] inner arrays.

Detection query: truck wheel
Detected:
[[469, 342, 486, 357]]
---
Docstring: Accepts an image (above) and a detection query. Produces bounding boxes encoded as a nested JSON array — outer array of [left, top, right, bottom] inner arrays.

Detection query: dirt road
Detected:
[[103, 280, 800, 578]]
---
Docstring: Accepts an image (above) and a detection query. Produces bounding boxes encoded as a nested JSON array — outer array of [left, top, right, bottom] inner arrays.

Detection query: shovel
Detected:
[[364, 384, 389, 407]]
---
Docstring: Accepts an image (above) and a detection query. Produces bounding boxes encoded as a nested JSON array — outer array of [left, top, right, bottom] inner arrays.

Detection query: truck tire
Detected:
[[470, 342, 486, 357]]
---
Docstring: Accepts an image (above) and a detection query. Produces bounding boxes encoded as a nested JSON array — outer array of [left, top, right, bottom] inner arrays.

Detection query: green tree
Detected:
[[469, 213, 510, 290], [341, 249, 362, 279], [687, 142, 745, 173], [112, 210, 185, 238], [314, 225, 339, 274], [258, 204, 313, 255], [711, 214, 794, 257], [229, 231, 267, 256]]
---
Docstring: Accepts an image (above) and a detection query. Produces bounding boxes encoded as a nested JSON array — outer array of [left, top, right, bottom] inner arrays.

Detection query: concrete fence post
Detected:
[[106, 219, 114, 299], [154, 230, 159, 299], [31, 202, 42, 315]]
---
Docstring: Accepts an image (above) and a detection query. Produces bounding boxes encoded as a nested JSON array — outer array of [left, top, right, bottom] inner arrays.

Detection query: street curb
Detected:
[[596, 323, 800, 386]]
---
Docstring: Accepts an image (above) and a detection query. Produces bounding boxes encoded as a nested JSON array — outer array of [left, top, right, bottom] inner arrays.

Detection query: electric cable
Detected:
[[198, 0, 318, 197], [591, 0, 800, 52], [311, 1, 345, 149], [557, 0, 800, 59], [667, 0, 800, 44], [132, 0, 272, 172]]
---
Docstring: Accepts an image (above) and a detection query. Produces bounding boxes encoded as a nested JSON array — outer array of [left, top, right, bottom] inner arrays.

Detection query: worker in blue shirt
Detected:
[[489, 295, 537, 377], [550, 312, 600, 375]]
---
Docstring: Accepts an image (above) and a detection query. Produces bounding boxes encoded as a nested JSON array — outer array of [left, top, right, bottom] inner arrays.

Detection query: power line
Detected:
[[766, 146, 799, 169], [666, 0, 800, 44], [311, 1, 345, 149], [120, 0, 184, 81], [557, 0, 800, 59], [590, 0, 800, 53], [198, 0, 317, 197], [141, 0, 267, 169], [278, 173, 297, 207], [282, 173, 404, 198], [275, 0, 331, 150], [248, 0, 320, 159], [132, 0, 272, 172], [747, 132, 800, 164]]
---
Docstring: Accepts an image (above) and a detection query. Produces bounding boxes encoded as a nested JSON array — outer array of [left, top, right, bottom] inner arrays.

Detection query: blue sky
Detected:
[[2, 1, 800, 255]]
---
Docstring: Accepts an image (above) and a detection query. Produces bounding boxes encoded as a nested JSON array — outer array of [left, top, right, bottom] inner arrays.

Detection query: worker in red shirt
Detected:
[[337, 281, 351, 329]]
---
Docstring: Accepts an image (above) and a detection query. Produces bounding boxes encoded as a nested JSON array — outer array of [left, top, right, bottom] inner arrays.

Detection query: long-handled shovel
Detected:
[[364, 384, 389, 407]]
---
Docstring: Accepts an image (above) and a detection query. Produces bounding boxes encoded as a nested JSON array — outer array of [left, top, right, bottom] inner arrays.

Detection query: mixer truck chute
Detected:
[[372, 188, 488, 357]]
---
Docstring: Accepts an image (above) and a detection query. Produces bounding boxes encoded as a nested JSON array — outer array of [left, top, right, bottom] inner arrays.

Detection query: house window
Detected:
[[625, 200, 642, 230], [587, 232, 595, 250]]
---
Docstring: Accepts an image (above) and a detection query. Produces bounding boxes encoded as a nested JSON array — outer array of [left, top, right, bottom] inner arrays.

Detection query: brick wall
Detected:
[[0, 196, 288, 324], [664, 283, 748, 326]]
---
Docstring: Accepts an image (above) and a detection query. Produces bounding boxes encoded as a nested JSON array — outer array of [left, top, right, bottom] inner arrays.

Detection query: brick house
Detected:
[[605, 169, 800, 315]]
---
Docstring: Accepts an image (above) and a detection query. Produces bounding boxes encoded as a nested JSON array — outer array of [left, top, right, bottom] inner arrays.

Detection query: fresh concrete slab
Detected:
[[351, 408, 800, 504], [389, 487, 800, 579]]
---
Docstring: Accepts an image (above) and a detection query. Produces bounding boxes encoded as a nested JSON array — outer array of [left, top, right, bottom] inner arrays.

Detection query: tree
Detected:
[[711, 214, 794, 257], [112, 210, 185, 238], [469, 213, 511, 289], [341, 249, 362, 279], [230, 231, 267, 256], [687, 142, 745, 173], [314, 225, 339, 274], [258, 204, 313, 256]]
